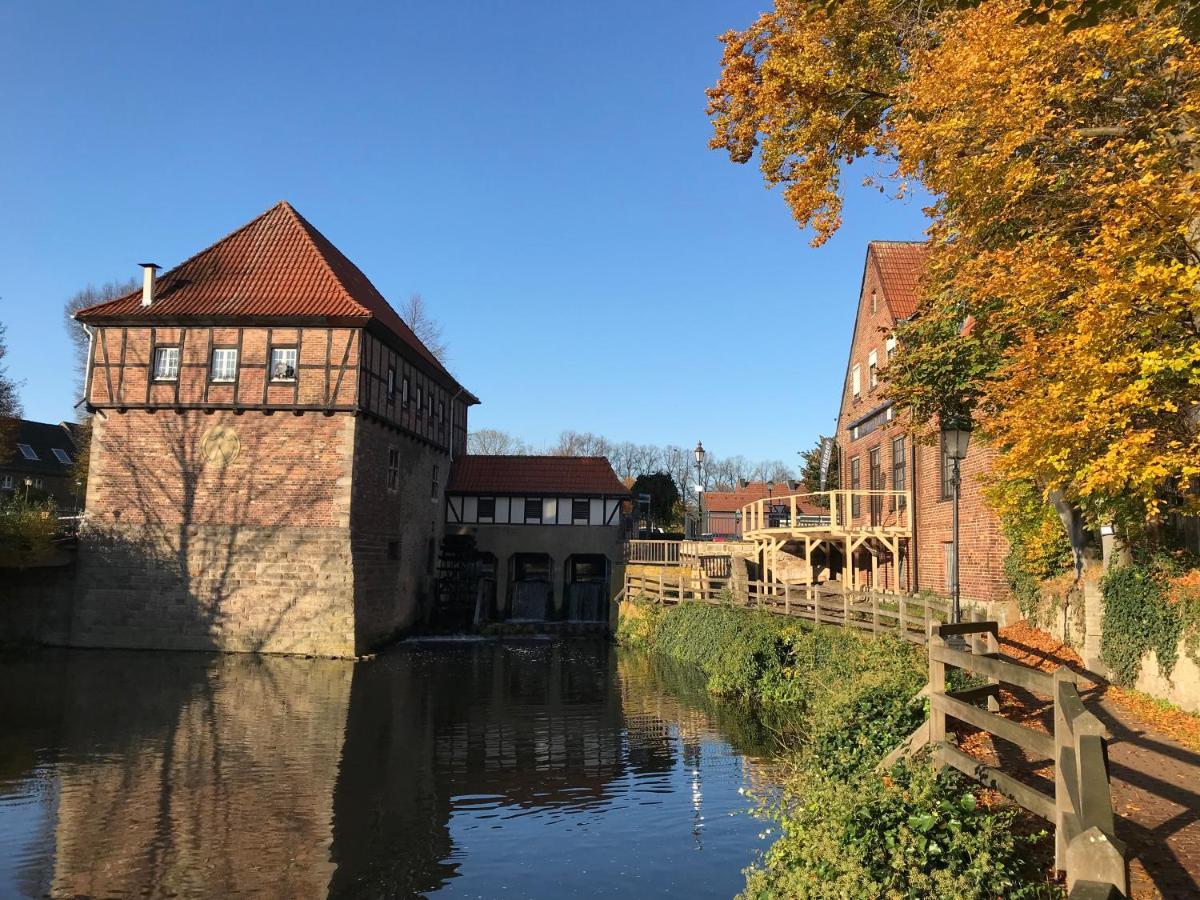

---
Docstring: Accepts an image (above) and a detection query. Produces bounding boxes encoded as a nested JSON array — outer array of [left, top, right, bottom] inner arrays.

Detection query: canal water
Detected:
[[0, 640, 784, 898]]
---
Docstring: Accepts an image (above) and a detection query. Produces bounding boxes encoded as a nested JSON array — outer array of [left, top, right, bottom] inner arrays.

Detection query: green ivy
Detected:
[[1100, 559, 1185, 686]]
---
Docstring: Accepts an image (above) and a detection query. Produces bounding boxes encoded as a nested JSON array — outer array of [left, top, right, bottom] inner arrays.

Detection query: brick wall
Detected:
[[912, 438, 1010, 604], [73, 409, 360, 656], [348, 418, 448, 647]]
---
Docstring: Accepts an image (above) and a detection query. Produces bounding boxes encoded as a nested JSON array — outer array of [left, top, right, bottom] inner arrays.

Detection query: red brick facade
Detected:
[[836, 242, 1010, 605]]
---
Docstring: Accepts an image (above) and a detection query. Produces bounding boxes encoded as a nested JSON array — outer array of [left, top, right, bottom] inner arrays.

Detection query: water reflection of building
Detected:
[[4, 643, 775, 898], [40, 653, 353, 898]]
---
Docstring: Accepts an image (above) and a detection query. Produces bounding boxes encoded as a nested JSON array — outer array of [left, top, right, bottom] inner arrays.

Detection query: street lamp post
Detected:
[[23, 476, 32, 504], [941, 416, 973, 624], [694, 441, 706, 539]]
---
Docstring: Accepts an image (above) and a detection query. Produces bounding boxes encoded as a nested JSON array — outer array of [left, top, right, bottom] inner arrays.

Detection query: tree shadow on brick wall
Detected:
[[79, 412, 352, 654]]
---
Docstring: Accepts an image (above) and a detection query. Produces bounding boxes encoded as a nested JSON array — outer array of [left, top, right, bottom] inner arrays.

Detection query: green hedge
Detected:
[[617, 598, 1058, 898]]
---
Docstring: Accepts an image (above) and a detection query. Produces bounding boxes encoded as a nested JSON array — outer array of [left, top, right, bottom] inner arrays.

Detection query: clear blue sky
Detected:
[[0, 1, 928, 466]]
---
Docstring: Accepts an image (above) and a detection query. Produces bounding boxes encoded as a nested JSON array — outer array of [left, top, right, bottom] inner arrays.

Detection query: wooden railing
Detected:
[[923, 622, 1127, 897], [740, 489, 911, 537], [625, 540, 682, 565], [621, 576, 1127, 896], [623, 572, 949, 644]]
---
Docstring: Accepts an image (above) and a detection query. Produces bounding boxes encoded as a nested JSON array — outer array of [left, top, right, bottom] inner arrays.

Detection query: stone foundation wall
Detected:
[[0, 559, 76, 647], [71, 524, 357, 656]]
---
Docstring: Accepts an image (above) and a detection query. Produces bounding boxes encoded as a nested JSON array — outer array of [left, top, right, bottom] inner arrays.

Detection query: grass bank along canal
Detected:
[[0, 638, 790, 898]]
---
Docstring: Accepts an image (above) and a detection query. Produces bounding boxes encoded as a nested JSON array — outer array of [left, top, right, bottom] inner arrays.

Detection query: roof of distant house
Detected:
[[868, 240, 929, 320], [704, 481, 825, 516], [448, 455, 631, 496], [2, 419, 80, 477], [73, 201, 475, 400]]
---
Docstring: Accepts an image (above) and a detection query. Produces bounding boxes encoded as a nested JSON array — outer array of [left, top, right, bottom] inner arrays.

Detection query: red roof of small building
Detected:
[[703, 482, 825, 516], [447, 456, 630, 496], [869, 241, 929, 320], [74, 201, 473, 398]]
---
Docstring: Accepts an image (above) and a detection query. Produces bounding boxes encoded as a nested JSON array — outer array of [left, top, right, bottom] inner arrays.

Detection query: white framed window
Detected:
[[851, 365, 861, 397], [153, 346, 180, 381], [438, 400, 445, 422], [885, 334, 897, 360], [16, 443, 37, 461], [431, 464, 440, 499], [387, 448, 400, 491], [52, 448, 72, 465], [270, 347, 297, 382], [1, 474, 12, 489], [868, 349, 878, 389], [210, 348, 238, 382], [871, 291, 878, 314]]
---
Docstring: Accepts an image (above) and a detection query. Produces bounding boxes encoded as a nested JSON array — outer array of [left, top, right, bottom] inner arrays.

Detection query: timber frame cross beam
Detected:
[[912, 621, 1129, 898]]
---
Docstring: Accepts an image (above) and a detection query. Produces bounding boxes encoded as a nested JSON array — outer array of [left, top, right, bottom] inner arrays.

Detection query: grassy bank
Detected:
[[617, 598, 1058, 898]]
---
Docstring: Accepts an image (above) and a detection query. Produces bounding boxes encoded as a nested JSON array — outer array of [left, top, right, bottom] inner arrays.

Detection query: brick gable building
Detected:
[[836, 241, 1009, 605], [72, 201, 478, 656]]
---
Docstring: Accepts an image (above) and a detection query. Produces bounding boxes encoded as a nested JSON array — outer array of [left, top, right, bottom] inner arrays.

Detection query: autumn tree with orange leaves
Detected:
[[709, 0, 1200, 544]]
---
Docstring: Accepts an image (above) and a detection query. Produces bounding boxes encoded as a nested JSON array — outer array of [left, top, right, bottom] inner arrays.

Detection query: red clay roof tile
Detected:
[[869, 241, 929, 320], [448, 456, 630, 496], [74, 201, 470, 395]]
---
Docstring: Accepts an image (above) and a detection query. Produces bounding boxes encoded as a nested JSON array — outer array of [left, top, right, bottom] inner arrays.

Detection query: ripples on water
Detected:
[[0, 641, 782, 898]]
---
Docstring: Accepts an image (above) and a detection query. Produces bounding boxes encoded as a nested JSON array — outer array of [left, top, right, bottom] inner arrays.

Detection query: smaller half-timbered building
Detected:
[[444, 456, 630, 623]]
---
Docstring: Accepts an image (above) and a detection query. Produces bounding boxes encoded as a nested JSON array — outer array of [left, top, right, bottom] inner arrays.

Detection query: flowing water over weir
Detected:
[[0, 641, 782, 898]]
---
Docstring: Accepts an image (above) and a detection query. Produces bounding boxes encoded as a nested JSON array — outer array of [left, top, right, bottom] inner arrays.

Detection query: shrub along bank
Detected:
[[617, 598, 1058, 898]]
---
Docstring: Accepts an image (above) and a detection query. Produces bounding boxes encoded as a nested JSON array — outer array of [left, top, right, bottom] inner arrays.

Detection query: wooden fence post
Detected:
[[929, 625, 947, 761], [899, 595, 908, 641], [1053, 667, 1071, 873], [871, 593, 880, 633], [784, 583, 791, 616]]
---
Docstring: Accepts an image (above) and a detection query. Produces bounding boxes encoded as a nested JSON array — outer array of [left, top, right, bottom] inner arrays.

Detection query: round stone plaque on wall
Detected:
[[201, 424, 241, 467]]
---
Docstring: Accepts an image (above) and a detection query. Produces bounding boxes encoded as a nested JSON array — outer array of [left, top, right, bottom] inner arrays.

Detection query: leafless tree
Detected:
[[466, 429, 530, 455], [0, 319, 21, 464], [399, 293, 448, 363], [64, 278, 138, 394]]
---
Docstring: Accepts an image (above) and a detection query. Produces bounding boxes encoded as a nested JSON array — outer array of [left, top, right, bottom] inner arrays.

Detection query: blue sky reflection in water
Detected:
[[0, 641, 781, 898]]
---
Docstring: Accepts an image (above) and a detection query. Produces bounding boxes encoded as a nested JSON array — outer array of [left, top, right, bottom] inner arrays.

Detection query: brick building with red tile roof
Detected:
[[836, 241, 1010, 606], [444, 455, 630, 624], [70, 201, 479, 656], [702, 481, 826, 538]]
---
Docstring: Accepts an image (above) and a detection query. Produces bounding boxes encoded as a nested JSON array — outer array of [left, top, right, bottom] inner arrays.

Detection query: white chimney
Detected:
[[140, 263, 160, 307]]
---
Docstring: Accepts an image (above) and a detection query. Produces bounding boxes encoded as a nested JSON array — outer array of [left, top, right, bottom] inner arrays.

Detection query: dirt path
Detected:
[[961, 624, 1200, 898]]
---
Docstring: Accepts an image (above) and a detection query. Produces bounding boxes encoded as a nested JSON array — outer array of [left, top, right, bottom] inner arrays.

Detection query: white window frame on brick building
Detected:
[[270, 346, 298, 382], [868, 349, 878, 389], [885, 333, 897, 361], [210, 347, 238, 382], [153, 346, 181, 382], [852, 364, 861, 397]]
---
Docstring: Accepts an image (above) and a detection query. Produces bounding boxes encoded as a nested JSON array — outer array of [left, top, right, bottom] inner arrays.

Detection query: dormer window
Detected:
[[17, 443, 37, 461], [270, 347, 298, 382], [153, 346, 181, 381], [52, 448, 72, 465]]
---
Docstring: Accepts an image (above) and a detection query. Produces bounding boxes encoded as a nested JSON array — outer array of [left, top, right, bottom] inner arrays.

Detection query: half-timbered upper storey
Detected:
[[445, 456, 630, 527], [74, 201, 478, 455]]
